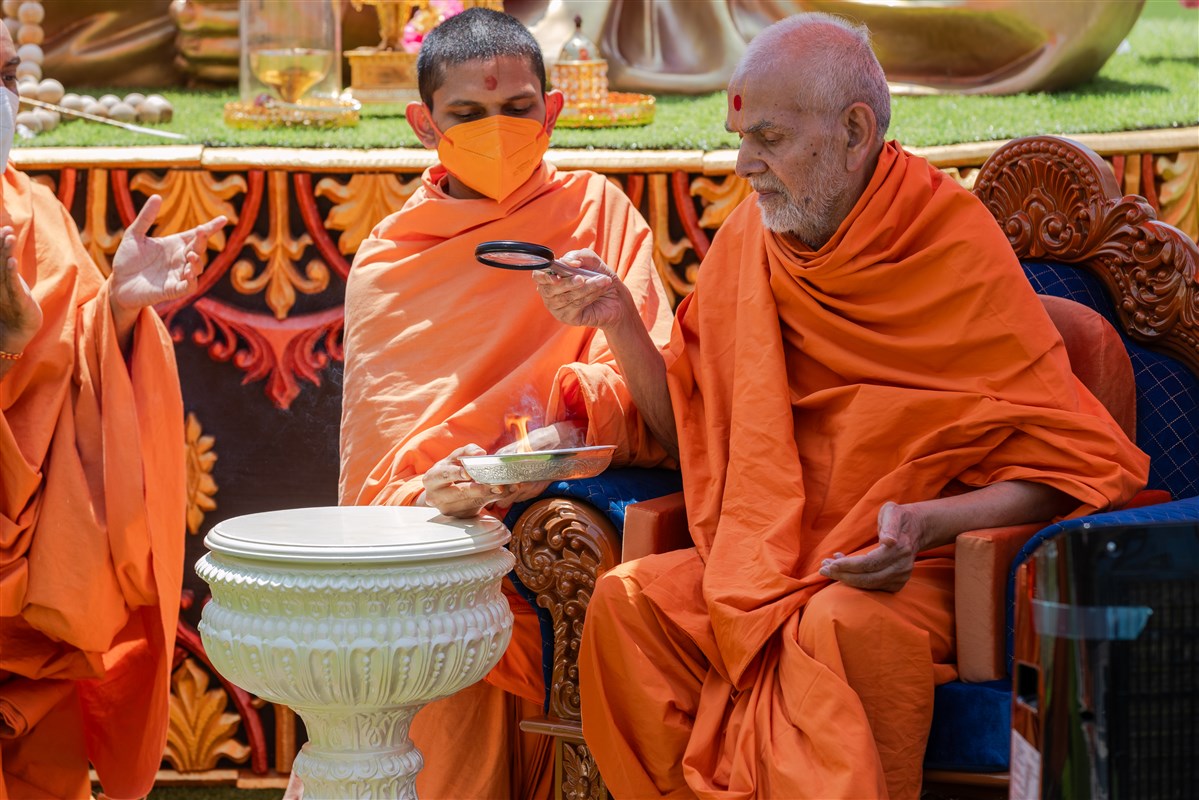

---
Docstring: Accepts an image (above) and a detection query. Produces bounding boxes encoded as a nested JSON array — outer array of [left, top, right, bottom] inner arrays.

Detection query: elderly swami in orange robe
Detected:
[[332, 9, 672, 799], [0, 22, 225, 799], [532, 13, 1149, 799]]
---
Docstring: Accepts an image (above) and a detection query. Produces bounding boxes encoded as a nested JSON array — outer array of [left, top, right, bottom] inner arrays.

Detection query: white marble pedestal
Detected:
[[195, 506, 515, 798]]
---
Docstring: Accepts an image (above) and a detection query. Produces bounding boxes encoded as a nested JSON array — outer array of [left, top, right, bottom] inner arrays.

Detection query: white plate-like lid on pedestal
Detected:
[[204, 506, 510, 564]]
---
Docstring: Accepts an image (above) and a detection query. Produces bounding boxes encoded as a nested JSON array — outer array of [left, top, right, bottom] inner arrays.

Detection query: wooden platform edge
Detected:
[[12, 126, 1197, 172]]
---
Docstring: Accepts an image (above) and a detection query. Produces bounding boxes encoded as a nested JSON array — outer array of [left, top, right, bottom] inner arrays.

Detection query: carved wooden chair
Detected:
[[508, 135, 1199, 799]]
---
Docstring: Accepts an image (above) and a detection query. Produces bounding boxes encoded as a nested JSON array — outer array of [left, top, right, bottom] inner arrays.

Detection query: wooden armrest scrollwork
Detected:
[[510, 497, 621, 722], [974, 135, 1199, 374]]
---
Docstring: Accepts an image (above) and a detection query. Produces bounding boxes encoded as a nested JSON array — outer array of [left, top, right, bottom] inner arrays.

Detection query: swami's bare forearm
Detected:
[[910, 479, 1078, 551], [604, 302, 678, 460]]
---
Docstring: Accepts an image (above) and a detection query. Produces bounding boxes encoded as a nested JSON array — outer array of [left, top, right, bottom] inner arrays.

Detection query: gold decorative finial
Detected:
[[350, 0, 414, 51]]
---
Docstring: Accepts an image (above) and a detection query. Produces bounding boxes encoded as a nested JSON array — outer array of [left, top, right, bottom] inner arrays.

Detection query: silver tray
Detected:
[[460, 445, 616, 486]]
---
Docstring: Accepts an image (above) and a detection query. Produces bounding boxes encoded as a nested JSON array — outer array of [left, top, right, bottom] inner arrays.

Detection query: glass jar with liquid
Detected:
[[228, 0, 357, 128]]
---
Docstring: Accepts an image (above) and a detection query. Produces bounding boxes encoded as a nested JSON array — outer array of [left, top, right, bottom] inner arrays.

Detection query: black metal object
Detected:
[[1013, 519, 1199, 799], [474, 240, 600, 277]]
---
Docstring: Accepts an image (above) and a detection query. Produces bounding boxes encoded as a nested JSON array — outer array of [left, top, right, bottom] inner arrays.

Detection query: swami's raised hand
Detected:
[[109, 194, 226, 347], [531, 248, 627, 330], [0, 226, 42, 376]]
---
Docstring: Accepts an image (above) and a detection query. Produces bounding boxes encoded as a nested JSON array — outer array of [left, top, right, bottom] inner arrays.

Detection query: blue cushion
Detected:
[[1021, 260, 1199, 500], [501, 467, 684, 533], [501, 468, 684, 711], [924, 680, 1013, 771]]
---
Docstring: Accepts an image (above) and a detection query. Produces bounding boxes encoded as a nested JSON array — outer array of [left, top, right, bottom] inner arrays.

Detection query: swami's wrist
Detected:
[[601, 290, 643, 339], [109, 292, 141, 331], [0, 333, 33, 358]]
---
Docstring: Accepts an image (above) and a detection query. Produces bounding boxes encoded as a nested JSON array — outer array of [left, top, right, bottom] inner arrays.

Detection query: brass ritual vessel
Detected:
[[345, 0, 504, 106], [551, 16, 654, 129]]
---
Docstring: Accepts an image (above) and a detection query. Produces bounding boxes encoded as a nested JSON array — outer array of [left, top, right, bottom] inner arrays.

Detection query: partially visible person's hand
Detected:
[[495, 420, 586, 455], [110, 194, 226, 321], [818, 501, 925, 592], [422, 444, 516, 518], [282, 770, 303, 800], [532, 248, 629, 330], [0, 226, 41, 359], [496, 479, 552, 508]]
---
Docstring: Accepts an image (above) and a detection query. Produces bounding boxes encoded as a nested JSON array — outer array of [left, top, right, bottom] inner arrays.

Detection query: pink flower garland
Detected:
[[402, 0, 466, 53]]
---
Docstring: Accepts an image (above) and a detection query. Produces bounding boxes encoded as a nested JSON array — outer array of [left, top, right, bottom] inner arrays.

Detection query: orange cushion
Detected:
[[1038, 295, 1136, 441], [622, 492, 690, 562], [954, 523, 1043, 682]]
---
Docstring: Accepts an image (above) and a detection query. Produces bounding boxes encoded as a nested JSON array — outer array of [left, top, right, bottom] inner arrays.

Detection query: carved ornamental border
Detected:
[[975, 135, 1198, 374], [511, 498, 620, 721], [15, 129, 1197, 411]]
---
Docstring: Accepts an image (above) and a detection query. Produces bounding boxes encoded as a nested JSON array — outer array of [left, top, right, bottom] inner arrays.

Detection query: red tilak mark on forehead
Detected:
[[733, 94, 742, 111], [484, 75, 498, 90]]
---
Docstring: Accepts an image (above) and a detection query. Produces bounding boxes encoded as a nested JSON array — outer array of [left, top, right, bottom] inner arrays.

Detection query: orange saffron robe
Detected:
[[0, 168, 187, 800], [579, 142, 1148, 799], [340, 162, 672, 798]]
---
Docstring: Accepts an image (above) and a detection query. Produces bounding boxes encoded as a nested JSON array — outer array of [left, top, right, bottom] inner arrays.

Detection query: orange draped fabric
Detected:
[[579, 142, 1148, 799], [339, 162, 672, 797], [0, 168, 186, 799]]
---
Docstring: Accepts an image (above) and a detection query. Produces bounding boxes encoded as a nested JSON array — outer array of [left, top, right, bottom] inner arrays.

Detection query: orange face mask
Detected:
[[434, 113, 550, 202]]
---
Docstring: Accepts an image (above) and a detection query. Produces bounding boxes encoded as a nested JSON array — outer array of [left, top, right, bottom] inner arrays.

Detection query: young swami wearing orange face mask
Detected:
[[312, 8, 674, 800], [406, 31, 555, 205], [426, 113, 551, 202]]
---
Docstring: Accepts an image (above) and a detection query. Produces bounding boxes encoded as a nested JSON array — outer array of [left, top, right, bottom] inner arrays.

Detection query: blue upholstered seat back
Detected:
[[1021, 260, 1199, 499], [926, 260, 1199, 773], [503, 468, 683, 533]]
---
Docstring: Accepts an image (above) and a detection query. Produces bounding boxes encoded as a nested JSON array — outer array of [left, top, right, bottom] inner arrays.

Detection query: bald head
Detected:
[[724, 13, 892, 248], [734, 13, 890, 142]]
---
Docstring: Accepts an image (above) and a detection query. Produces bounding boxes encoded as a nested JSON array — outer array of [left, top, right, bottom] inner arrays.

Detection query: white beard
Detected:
[[752, 155, 850, 249]]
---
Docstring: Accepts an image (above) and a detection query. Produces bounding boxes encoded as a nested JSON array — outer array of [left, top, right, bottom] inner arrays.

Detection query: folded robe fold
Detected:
[[1, 166, 186, 800]]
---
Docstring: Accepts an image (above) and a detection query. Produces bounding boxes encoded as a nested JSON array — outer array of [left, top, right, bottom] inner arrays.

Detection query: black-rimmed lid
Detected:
[[474, 240, 555, 269]]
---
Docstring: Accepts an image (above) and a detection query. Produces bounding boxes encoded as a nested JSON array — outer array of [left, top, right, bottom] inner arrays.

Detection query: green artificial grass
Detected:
[[15, 0, 1198, 151]]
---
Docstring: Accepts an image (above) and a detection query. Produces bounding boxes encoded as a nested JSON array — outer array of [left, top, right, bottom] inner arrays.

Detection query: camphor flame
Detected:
[[505, 413, 534, 453]]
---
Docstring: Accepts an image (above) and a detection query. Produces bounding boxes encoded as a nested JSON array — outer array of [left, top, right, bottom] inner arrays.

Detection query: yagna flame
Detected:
[[505, 413, 534, 453]]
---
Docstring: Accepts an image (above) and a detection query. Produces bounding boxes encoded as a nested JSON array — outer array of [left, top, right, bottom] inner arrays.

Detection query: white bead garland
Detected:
[[2, 0, 43, 93], [1, 1, 175, 137]]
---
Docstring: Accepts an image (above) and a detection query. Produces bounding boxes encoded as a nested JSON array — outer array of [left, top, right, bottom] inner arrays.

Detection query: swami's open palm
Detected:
[[0, 226, 42, 358], [111, 194, 226, 313], [531, 249, 626, 330]]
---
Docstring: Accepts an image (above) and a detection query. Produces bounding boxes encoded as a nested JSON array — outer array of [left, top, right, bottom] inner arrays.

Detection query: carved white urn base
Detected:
[[195, 506, 515, 799], [290, 707, 423, 798]]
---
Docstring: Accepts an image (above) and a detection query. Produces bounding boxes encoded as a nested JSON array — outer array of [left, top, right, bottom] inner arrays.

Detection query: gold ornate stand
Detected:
[[345, 49, 419, 105]]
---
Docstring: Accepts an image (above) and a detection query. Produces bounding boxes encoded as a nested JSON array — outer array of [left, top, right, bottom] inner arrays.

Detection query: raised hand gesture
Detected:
[[109, 194, 226, 348], [0, 226, 42, 371], [531, 249, 629, 331]]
